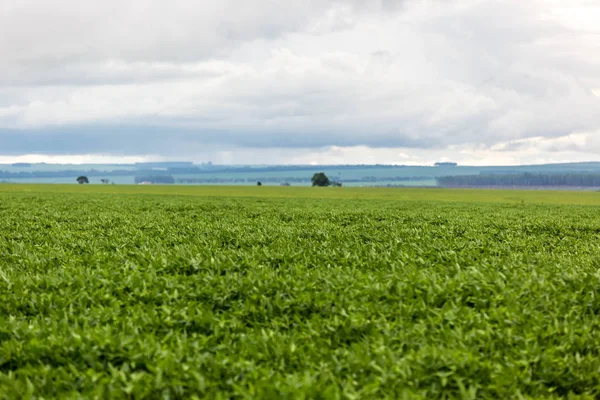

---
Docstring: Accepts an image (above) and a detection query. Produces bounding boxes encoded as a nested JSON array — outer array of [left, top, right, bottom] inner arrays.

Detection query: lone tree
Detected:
[[311, 172, 331, 187], [257, 181, 262, 186], [76, 176, 89, 184]]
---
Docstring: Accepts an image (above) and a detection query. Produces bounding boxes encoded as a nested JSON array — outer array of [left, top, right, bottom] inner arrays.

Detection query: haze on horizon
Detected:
[[1, 0, 599, 166]]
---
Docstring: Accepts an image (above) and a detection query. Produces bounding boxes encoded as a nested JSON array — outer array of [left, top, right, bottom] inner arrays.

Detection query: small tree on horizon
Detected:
[[76, 176, 89, 184], [257, 181, 262, 186], [311, 172, 331, 187]]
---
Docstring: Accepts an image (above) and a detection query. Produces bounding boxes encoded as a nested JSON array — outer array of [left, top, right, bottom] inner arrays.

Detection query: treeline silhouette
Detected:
[[0, 165, 420, 179], [0, 169, 136, 178], [177, 176, 430, 184], [134, 176, 175, 184], [437, 173, 600, 187], [168, 164, 413, 175]]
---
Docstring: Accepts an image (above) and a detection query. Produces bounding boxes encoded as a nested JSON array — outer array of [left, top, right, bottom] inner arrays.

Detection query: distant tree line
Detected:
[[178, 178, 251, 184], [0, 169, 184, 180], [0, 166, 425, 181], [177, 177, 308, 184], [437, 173, 600, 187], [176, 176, 430, 184], [352, 176, 428, 183], [168, 164, 412, 175], [479, 170, 598, 175], [0, 169, 136, 179], [134, 176, 175, 184], [134, 162, 194, 168]]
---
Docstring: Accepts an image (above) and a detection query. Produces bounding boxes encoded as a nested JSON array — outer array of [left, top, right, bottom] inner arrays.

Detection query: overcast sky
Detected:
[[1, 0, 599, 165]]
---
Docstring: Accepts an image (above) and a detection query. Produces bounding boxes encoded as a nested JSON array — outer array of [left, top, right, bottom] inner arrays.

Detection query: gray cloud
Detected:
[[1, 0, 600, 163]]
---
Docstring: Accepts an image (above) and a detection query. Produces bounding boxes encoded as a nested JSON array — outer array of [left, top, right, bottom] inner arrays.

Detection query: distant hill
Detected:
[[2, 161, 600, 186]]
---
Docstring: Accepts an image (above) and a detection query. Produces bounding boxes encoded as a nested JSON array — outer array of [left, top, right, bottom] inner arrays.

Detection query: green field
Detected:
[[1, 185, 600, 398]]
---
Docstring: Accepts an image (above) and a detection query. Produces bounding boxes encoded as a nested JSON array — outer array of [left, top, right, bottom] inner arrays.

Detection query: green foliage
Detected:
[[1, 186, 600, 398], [438, 173, 600, 187], [311, 172, 331, 187], [76, 176, 89, 184]]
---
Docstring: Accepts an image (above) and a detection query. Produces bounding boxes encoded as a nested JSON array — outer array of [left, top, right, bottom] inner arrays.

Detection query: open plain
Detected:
[[1, 185, 600, 398]]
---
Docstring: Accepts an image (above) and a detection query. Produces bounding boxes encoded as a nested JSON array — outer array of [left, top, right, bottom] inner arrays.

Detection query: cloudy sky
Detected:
[[1, 0, 599, 165]]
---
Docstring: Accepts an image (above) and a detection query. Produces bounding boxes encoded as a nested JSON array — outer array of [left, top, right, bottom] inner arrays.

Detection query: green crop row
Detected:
[[1, 187, 600, 398]]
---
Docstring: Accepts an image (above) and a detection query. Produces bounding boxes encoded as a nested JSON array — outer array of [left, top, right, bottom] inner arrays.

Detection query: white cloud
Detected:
[[0, 154, 159, 165], [190, 134, 600, 166], [0, 0, 599, 163], [2, 130, 600, 166]]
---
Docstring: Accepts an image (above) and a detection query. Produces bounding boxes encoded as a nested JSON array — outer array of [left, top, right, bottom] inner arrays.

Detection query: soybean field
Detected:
[[1, 184, 600, 398]]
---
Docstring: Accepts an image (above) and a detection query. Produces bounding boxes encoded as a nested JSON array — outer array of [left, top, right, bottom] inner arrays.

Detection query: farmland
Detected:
[[6, 161, 600, 187], [1, 185, 600, 398]]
